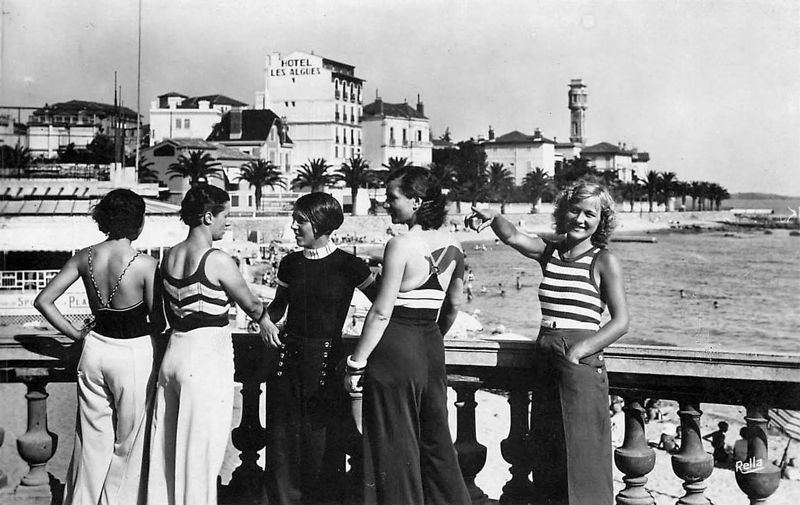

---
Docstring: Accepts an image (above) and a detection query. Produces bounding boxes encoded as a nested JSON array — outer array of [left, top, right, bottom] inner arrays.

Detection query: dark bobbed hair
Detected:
[[385, 166, 447, 230], [293, 192, 344, 237], [180, 184, 230, 227], [92, 189, 146, 240], [553, 180, 617, 247]]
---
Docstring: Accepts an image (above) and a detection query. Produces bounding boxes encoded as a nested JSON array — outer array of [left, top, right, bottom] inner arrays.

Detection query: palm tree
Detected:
[[624, 173, 641, 212], [523, 167, 551, 214], [167, 150, 223, 186], [382, 156, 411, 174], [643, 170, 661, 212], [708, 183, 730, 211], [660, 171, 677, 210], [689, 181, 702, 210], [1, 143, 33, 177], [137, 158, 160, 183], [292, 157, 337, 192], [674, 180, 690, 210], [485, 163, 514, 213], [238, 159, 286, 211], [337, 156, 377, 215], [429, 161, 456, 190]]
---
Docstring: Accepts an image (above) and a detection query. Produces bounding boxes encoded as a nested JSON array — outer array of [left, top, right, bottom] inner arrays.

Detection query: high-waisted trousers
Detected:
[[146, 327, 234, 505], [531, 328, 612, 505], [63, 331, 156, 505], [361, 314, 471, 505]]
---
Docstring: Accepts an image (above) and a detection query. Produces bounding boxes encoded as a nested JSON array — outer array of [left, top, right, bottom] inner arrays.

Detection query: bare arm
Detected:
[[265, 285, 289, 348], [344, 238, 406, 395], [468, 207, 547, 259], [210, 251, 279, 344], [565, 250, 630, 363], [438, 248, 466, 336], [33, 254, 84, 340]]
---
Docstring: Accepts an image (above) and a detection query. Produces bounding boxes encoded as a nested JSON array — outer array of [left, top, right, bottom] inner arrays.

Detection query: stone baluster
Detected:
[[0, 426, 7, 489], [734, 406, 780, 504], [499, 386, 533, 504], [451, 375, 488, 505], [670, 401, 713, 505], [220, 334, 268, 504], [14, 376, 58, 503], [614, 397, 656, 505]]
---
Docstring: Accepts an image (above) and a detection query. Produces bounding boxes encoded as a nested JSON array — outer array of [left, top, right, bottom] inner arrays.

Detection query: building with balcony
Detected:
[[361, 96, 432, 168], [26, 100, 139, 159], [148, 92, 248, 146], [258, 51, 364, 170], [480, 127, 556, 185]]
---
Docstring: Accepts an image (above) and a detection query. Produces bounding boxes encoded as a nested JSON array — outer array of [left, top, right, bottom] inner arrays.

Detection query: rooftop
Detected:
[[362, 100, 427, 120]]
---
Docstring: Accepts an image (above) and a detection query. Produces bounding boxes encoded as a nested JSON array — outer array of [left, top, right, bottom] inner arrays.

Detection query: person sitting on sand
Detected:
[[703, 421, 729, 465], [658, 424, 680, 454]]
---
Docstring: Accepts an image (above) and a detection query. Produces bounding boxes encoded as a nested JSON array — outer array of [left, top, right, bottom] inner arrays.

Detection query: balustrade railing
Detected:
[[1, 333, 798, 504]]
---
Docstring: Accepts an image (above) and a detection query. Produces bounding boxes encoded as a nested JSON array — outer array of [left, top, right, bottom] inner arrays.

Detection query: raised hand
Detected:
[[465, 206, 499, 232]]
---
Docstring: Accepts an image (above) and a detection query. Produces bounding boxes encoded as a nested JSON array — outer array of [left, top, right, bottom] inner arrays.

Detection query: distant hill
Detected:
[[728, 192, 800, 200]]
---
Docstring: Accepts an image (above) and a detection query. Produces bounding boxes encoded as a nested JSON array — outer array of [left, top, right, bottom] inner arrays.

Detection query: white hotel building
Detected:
[[257, 51, 364, 171]]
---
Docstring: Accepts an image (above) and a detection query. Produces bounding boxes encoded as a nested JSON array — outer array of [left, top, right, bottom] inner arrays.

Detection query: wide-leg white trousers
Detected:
[[63, 331, 156, 505], [146, 327, 234, 505]]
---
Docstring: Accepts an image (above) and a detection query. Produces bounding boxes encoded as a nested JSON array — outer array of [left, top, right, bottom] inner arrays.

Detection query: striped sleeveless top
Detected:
[[538, 244, 604, 331], [162, 248, 231, 332], [393, 243, 461, 321]]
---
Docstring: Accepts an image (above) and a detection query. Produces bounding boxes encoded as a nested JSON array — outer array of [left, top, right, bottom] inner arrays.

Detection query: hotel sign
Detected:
[[269, 58, 321, 77]]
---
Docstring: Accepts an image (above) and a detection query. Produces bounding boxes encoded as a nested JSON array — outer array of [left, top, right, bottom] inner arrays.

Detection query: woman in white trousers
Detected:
[[35, 188, 162, 505]]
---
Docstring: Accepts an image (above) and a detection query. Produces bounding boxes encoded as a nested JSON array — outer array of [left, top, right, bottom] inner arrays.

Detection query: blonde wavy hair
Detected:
[[553, 180, 617, 247]]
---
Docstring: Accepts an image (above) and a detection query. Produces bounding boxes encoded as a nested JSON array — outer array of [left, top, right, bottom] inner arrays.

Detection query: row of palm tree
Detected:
[[161, 148, 731, 216]]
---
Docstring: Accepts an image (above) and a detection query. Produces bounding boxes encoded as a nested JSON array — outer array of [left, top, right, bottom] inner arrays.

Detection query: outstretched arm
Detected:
[[467, 207, 547, 259], [211, 251, 279, 346], [33, 254, 84, 340], [564, 250, 630, 363]]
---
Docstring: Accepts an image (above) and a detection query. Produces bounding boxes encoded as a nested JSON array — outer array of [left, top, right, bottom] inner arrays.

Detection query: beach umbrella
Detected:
[[769, 409, 800, 467]]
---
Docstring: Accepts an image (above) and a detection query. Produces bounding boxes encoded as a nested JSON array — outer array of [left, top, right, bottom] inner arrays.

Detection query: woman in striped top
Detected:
[[468, 181, 629, 505], [146, 184, 279, 505], [345, 166, 471, 505]]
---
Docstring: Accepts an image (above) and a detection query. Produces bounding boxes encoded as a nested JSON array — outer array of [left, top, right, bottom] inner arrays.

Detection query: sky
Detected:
[[2, 0, 799, 195]]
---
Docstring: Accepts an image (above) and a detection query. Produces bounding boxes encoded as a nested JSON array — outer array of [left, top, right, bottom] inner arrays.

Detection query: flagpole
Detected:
[[135, 0, 142, 172]]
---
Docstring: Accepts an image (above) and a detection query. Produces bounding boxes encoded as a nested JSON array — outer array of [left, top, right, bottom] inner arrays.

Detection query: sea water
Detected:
[[463, 229, 800, 353]]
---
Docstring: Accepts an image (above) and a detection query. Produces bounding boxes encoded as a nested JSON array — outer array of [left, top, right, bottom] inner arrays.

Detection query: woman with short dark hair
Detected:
[[264, 192, 375, 505], [345, 167, 471, 505], [146, 184, 279, 505], [35, 188, 161, 505]]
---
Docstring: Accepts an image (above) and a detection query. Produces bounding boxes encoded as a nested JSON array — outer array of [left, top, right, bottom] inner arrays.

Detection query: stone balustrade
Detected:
[[1, 332, 799, 504]]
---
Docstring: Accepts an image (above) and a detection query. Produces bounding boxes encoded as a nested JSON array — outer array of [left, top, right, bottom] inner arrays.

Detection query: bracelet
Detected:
[[345, 354, 367, 375]]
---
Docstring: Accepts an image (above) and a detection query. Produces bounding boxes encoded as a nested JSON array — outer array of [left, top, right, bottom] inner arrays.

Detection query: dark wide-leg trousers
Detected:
[[361, 315, 471, 505], [531, 328, 613, 505]]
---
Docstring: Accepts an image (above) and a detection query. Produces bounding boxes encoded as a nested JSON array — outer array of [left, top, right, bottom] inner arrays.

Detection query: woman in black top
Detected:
[[264, 192, 375, 505]]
